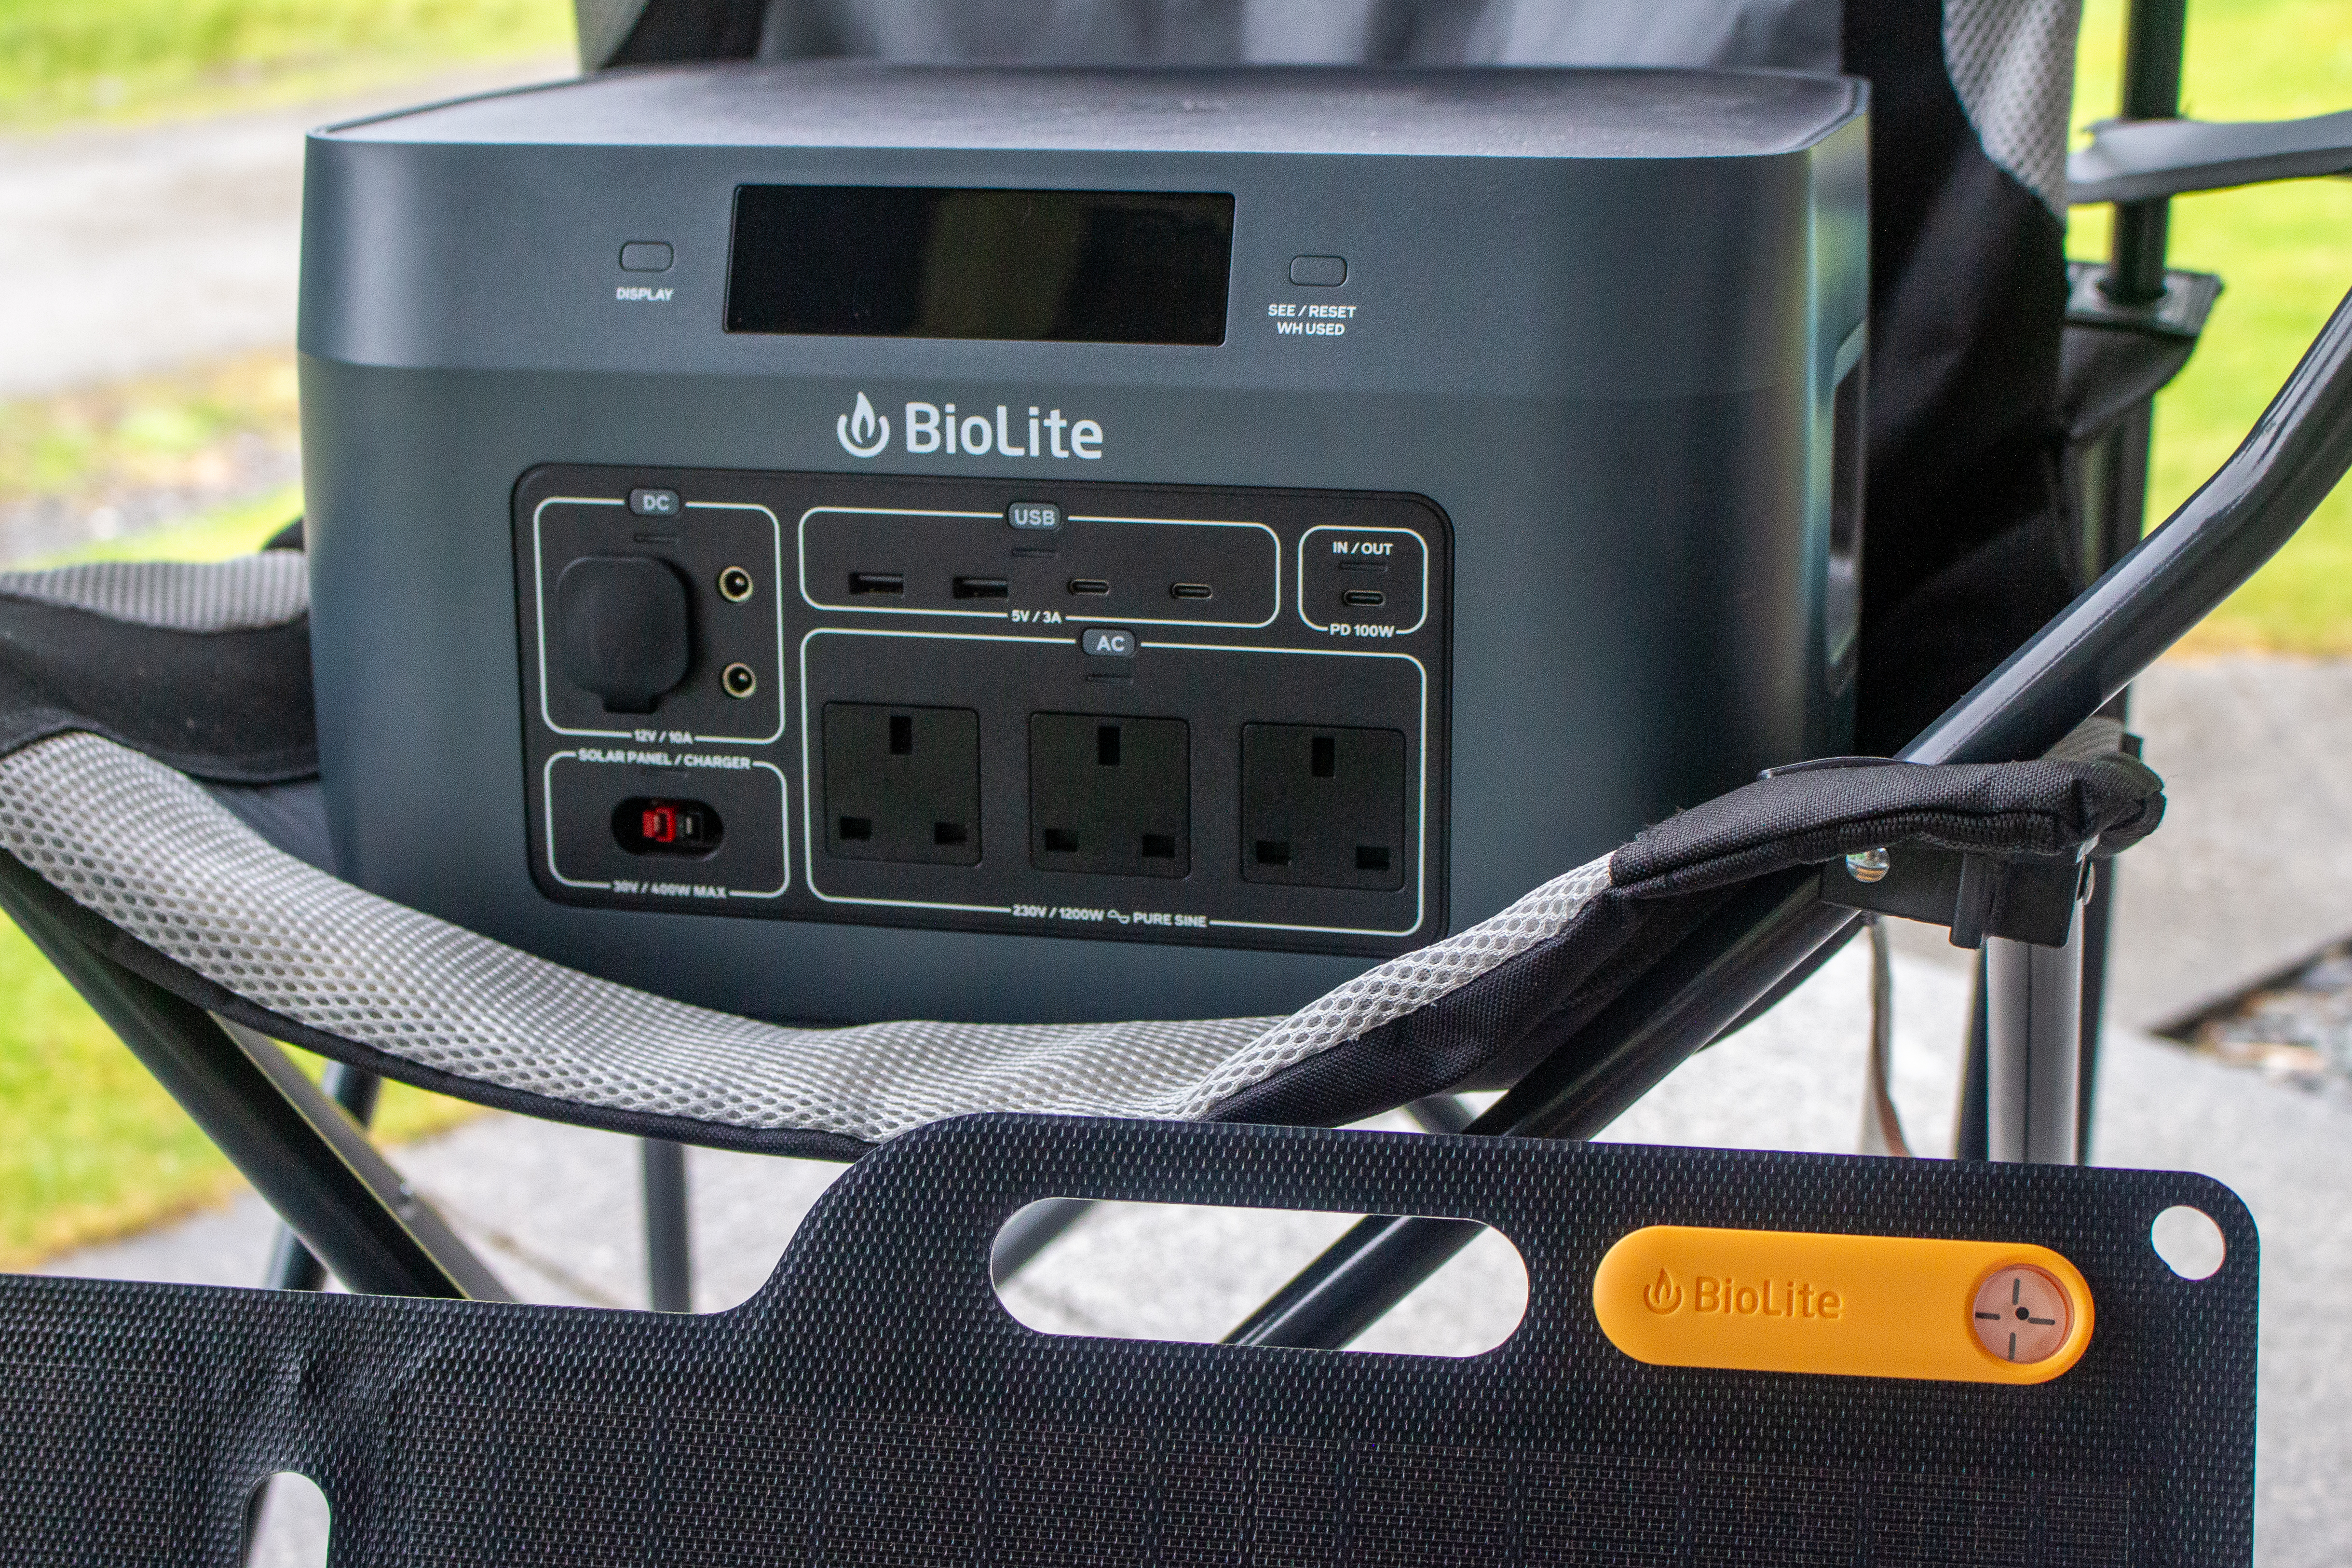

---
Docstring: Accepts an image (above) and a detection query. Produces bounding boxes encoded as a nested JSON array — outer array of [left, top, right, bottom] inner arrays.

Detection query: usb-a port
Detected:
[[952, 576, 1010, 599], [848, 572, 904, 596]]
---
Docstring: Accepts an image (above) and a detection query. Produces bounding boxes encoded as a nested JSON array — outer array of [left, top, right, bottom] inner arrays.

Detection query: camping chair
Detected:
[[3, 0, 2349, 1560]]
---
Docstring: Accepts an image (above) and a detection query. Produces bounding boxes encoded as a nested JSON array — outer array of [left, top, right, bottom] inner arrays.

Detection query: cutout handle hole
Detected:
[[992, 1198, 1527, 1357]]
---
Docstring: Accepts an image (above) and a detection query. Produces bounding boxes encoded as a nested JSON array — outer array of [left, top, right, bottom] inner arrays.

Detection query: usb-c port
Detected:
[[952, 576, 1009, 599], [1067, 578, 1111, 596], [1342, 588, 1387, 608], [1169, 582, 1214, 600], [848, 572, 904, 596]]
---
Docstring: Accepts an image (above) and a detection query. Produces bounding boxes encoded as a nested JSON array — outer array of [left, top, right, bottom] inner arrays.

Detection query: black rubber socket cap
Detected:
[[554, 555, 691, 713]]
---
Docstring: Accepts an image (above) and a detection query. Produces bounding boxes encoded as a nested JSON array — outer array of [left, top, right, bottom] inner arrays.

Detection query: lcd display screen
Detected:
[[725, 186, 1234, 345]]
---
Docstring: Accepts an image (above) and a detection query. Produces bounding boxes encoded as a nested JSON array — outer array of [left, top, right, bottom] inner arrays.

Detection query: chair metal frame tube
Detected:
[[0, 850, 508, 1301], [2056, 0, 2188, 1157], [265, 1062, 382, 1291], [1228, 276, 2352, 1350], [640, 1138, 694, 1312], [990, 1196, 1096, 1285], [1985, 922, 2086, 1165]]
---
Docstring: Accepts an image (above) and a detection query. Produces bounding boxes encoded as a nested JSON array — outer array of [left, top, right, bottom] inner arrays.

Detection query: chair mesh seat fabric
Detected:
[[0, 730, 1614, 1144], [0, 555, 2167, 1150], [0, 552, 308, 633]]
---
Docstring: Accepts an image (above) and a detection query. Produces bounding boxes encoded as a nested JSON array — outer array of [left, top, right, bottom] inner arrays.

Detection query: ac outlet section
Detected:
[[516, 464, 1450, 958]]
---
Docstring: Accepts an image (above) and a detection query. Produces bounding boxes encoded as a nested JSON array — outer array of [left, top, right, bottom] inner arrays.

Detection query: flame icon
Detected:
[[836, 391, 890, 458], [1642, 1268, 1684, 1314]]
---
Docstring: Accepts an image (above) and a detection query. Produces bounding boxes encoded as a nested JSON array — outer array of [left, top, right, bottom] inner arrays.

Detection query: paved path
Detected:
[[42, 943, 2349, 1565], [2113, 655, 2352, 1027], [0, 60, 567, 398], [1885, 652, 2352, 1036]]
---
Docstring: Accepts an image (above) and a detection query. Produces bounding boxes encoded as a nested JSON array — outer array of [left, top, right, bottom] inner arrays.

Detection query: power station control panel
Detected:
[[515, 464, 1451, 958]]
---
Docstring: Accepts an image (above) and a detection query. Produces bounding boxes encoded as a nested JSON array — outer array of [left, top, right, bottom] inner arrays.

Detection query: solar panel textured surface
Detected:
[[0, 1114, 2255, 1564]]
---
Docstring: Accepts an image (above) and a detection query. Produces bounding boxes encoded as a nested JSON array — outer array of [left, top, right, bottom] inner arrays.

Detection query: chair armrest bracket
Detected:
[[2069, 108, 2352, 205]]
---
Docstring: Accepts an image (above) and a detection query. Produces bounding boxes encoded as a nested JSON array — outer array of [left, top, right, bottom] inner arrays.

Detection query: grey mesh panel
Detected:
[[0, 732, 1610, 1143], [0, 555, 308, 634], [1943, 0, 2083, 213]]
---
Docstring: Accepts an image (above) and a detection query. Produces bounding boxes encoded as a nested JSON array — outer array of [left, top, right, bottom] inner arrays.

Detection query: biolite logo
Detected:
[[836, 392, 890, 458], [1632, 1266, 1844, 1321], [832, 392, 1106, 461]]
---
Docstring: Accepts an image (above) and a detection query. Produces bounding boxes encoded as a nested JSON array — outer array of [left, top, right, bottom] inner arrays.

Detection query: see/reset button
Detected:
[[1288, 255, 1347, 286]]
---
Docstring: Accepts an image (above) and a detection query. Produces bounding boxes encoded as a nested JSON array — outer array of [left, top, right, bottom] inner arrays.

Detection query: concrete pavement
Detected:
[[0, 59, 568, 399]]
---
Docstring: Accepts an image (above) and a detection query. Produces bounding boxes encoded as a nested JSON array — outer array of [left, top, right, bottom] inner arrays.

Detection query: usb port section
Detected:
[[1342, 588, 1387, 608], [1067, 578, 1112, 596], [848, 572, 904, 596], [952, 576, 1010, 600], [1169, 582, 1214, 600]]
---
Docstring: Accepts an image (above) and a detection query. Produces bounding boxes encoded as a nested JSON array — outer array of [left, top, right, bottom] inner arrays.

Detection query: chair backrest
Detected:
[[574, 0, 2088, 757]]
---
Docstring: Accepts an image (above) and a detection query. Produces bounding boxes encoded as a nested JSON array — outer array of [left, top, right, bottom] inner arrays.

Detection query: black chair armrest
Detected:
[[2070, 108, 2352, 205]]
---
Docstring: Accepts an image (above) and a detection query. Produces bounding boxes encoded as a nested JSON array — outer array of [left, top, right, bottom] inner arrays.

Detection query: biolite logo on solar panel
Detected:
[[834, 393, 1107, 461]]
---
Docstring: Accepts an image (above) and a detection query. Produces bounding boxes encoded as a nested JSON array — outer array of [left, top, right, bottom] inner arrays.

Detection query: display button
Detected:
[[619, 241, 674, 273], [628, 487, 680, 518], [1288, 255, 1347, 286], [1081, 627, 1137, 657]]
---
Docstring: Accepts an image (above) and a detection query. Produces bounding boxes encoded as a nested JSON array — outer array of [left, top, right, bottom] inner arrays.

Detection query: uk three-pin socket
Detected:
[[1029, 713, 1189, 877], [822, 703, 981, 866], [1240, 723, 1407, 890]]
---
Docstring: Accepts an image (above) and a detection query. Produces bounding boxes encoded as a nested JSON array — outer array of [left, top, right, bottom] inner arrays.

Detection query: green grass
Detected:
[[0, 0, 573, 1260], [0, 349, 299, 516], [0, 0, 574, 130], [0, 949, 478, 1268], [35, 483, 303, 567], [2071, 0, 2352, 655]]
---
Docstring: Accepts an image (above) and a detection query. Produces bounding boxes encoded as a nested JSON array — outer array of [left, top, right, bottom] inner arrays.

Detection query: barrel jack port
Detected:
[[717, 565, 755, 602], [721, 662, 758, 698]]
